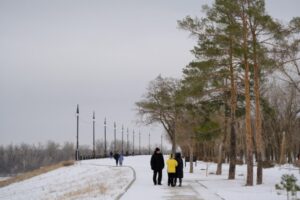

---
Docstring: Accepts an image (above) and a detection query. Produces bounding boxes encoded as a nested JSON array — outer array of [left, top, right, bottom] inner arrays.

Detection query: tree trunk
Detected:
[[280, 132, 286, 165], [228, 35, 237, 180], [189, 144, 194, 173], [217, 79, 229, 175], [253, 28, 264, 185], [242, 1, 253, 186], [216, 143, 223, 175], [228, 122, 237, 179], [172, 133, 176, 155], [247, 0, 264, 185]]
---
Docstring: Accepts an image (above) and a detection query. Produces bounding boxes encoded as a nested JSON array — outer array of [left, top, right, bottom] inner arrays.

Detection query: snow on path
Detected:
[[120, 155, 221, 200]]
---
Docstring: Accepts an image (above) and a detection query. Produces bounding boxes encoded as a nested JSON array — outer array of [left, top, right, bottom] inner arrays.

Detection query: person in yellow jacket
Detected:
[[166, 154, 178, 187]]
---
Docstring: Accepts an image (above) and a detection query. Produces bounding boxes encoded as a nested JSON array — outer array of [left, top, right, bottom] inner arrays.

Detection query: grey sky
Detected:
[[1, 0, 299, 147]]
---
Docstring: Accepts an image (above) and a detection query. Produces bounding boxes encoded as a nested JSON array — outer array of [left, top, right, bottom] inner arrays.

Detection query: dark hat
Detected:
[[155, 147, 160, 152]]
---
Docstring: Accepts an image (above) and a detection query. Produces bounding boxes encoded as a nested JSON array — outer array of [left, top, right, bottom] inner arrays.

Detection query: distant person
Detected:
[[110, 151, 113, 158], [150, 147, 164, 185], [175, 152, 183, 187], [113, 152, 120, 166], [119, 154, 124, 166], [166, 154, 178, 187]]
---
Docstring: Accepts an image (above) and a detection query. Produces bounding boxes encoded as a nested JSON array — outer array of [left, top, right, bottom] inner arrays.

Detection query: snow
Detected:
[[0, 155, 300, 200], [0, 159, 134, 200]]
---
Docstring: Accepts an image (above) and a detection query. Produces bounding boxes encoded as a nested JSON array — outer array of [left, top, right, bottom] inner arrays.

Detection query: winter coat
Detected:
[[119, 154, 124, 162], [150, 152, 165, 171], [113, 153, 120, 161], [175, 154, 183, 178], [166, 158, 178, 173]]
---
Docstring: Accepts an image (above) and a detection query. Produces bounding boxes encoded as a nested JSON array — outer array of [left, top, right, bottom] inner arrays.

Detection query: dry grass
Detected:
[[0, 160, 75, 188], [61, 183, 108, 199]]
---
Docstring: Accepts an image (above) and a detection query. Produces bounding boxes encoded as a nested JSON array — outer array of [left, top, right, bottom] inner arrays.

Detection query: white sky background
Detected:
[[0, 0, 299, 147]]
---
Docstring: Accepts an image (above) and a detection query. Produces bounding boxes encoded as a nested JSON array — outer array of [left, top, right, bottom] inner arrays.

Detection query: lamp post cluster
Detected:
[[75, 105, 158, 160]]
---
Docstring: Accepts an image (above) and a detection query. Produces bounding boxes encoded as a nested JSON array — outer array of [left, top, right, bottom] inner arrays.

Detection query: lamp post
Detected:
[[122, 125, 124, 155], [132, 129, 135, 155], [104, 118, 107, 157], [114, 122, 116, 153], [93, 111, 95, 158], [75, 104, 79, 161], [139, 130, 141, 155], [127, 128, 129, 155]]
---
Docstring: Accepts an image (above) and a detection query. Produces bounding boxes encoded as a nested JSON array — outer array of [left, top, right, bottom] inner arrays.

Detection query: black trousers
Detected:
[[168, 173, 176, 187], [153, 170, 162, 184], [174, 177, 182, 186]]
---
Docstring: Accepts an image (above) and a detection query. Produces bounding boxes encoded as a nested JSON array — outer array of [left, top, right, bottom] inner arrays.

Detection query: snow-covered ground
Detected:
[[120, 156, 300, 200], [0, 159, 134, 200], [0, 155, 300, 200]]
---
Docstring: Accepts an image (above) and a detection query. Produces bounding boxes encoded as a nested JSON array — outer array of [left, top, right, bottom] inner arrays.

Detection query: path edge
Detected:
[[115, 165, 136, 200]]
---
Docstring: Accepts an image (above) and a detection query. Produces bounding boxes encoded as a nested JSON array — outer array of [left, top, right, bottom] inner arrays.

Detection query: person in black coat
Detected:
[[113, 152, 120, 166], [150, 147, 164, 185], [175, 152, 183, 186]]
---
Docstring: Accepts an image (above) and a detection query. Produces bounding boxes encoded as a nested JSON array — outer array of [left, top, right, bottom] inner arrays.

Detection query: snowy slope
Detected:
[[0, 158, 134, 200], [1, 156, 300, 200]]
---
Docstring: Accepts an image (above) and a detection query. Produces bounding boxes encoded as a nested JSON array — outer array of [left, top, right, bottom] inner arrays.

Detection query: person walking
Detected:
[[113, 152, 120, 166], [150, 147, 164, 185], [119, 154, 124, 166], [175, 152, 183, 186], [166, 154, 178, 187]]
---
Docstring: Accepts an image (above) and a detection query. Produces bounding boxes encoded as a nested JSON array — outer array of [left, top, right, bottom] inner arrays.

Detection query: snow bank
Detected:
[[189, 161, 300, 200], [0, 158, 134, 200]]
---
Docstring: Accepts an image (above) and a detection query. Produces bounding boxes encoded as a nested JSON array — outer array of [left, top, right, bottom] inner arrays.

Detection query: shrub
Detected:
[[275, 174, 300, 200]]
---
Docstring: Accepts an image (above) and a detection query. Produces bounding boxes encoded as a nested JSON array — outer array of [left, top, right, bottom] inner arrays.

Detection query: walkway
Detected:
[[120, 155, 223, 200]]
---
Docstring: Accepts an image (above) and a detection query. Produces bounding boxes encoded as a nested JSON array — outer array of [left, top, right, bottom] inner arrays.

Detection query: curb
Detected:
[[116, 165, 136, 200]]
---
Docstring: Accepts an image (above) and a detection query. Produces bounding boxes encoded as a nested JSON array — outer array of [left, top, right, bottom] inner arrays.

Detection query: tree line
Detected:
[[0, 140, 168, 176], [0, 141, 74, 175], [136, 0, 300, 186]]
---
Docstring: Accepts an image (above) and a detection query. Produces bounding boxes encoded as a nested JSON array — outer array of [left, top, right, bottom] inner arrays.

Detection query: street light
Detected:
[[132, 129, 135, 155], [114, 122, 116, 153], [127, 128, 129, 156], [92, 111, 95, 158], [104, 118, 107, 157], [122, 125, 124, 154], [75, 104, 79, 161], [139, 130, 141, 155]]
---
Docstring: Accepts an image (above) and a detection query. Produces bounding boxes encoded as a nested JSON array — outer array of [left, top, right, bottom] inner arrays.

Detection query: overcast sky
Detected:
[[1, 0, 299, 148]]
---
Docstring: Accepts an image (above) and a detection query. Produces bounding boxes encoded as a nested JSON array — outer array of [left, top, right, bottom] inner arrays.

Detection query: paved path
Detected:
[[162, 181, 204, 200], [120, 155, 223, 200]]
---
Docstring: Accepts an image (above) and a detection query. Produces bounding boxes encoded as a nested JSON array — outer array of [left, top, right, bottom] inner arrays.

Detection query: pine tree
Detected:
[[275, 174, 300, 200]]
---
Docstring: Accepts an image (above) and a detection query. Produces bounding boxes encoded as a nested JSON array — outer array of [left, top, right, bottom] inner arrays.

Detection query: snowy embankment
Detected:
[[1, 155, 300, 200], [185, 161, 300, 200], [0, 158, 134, 200]]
